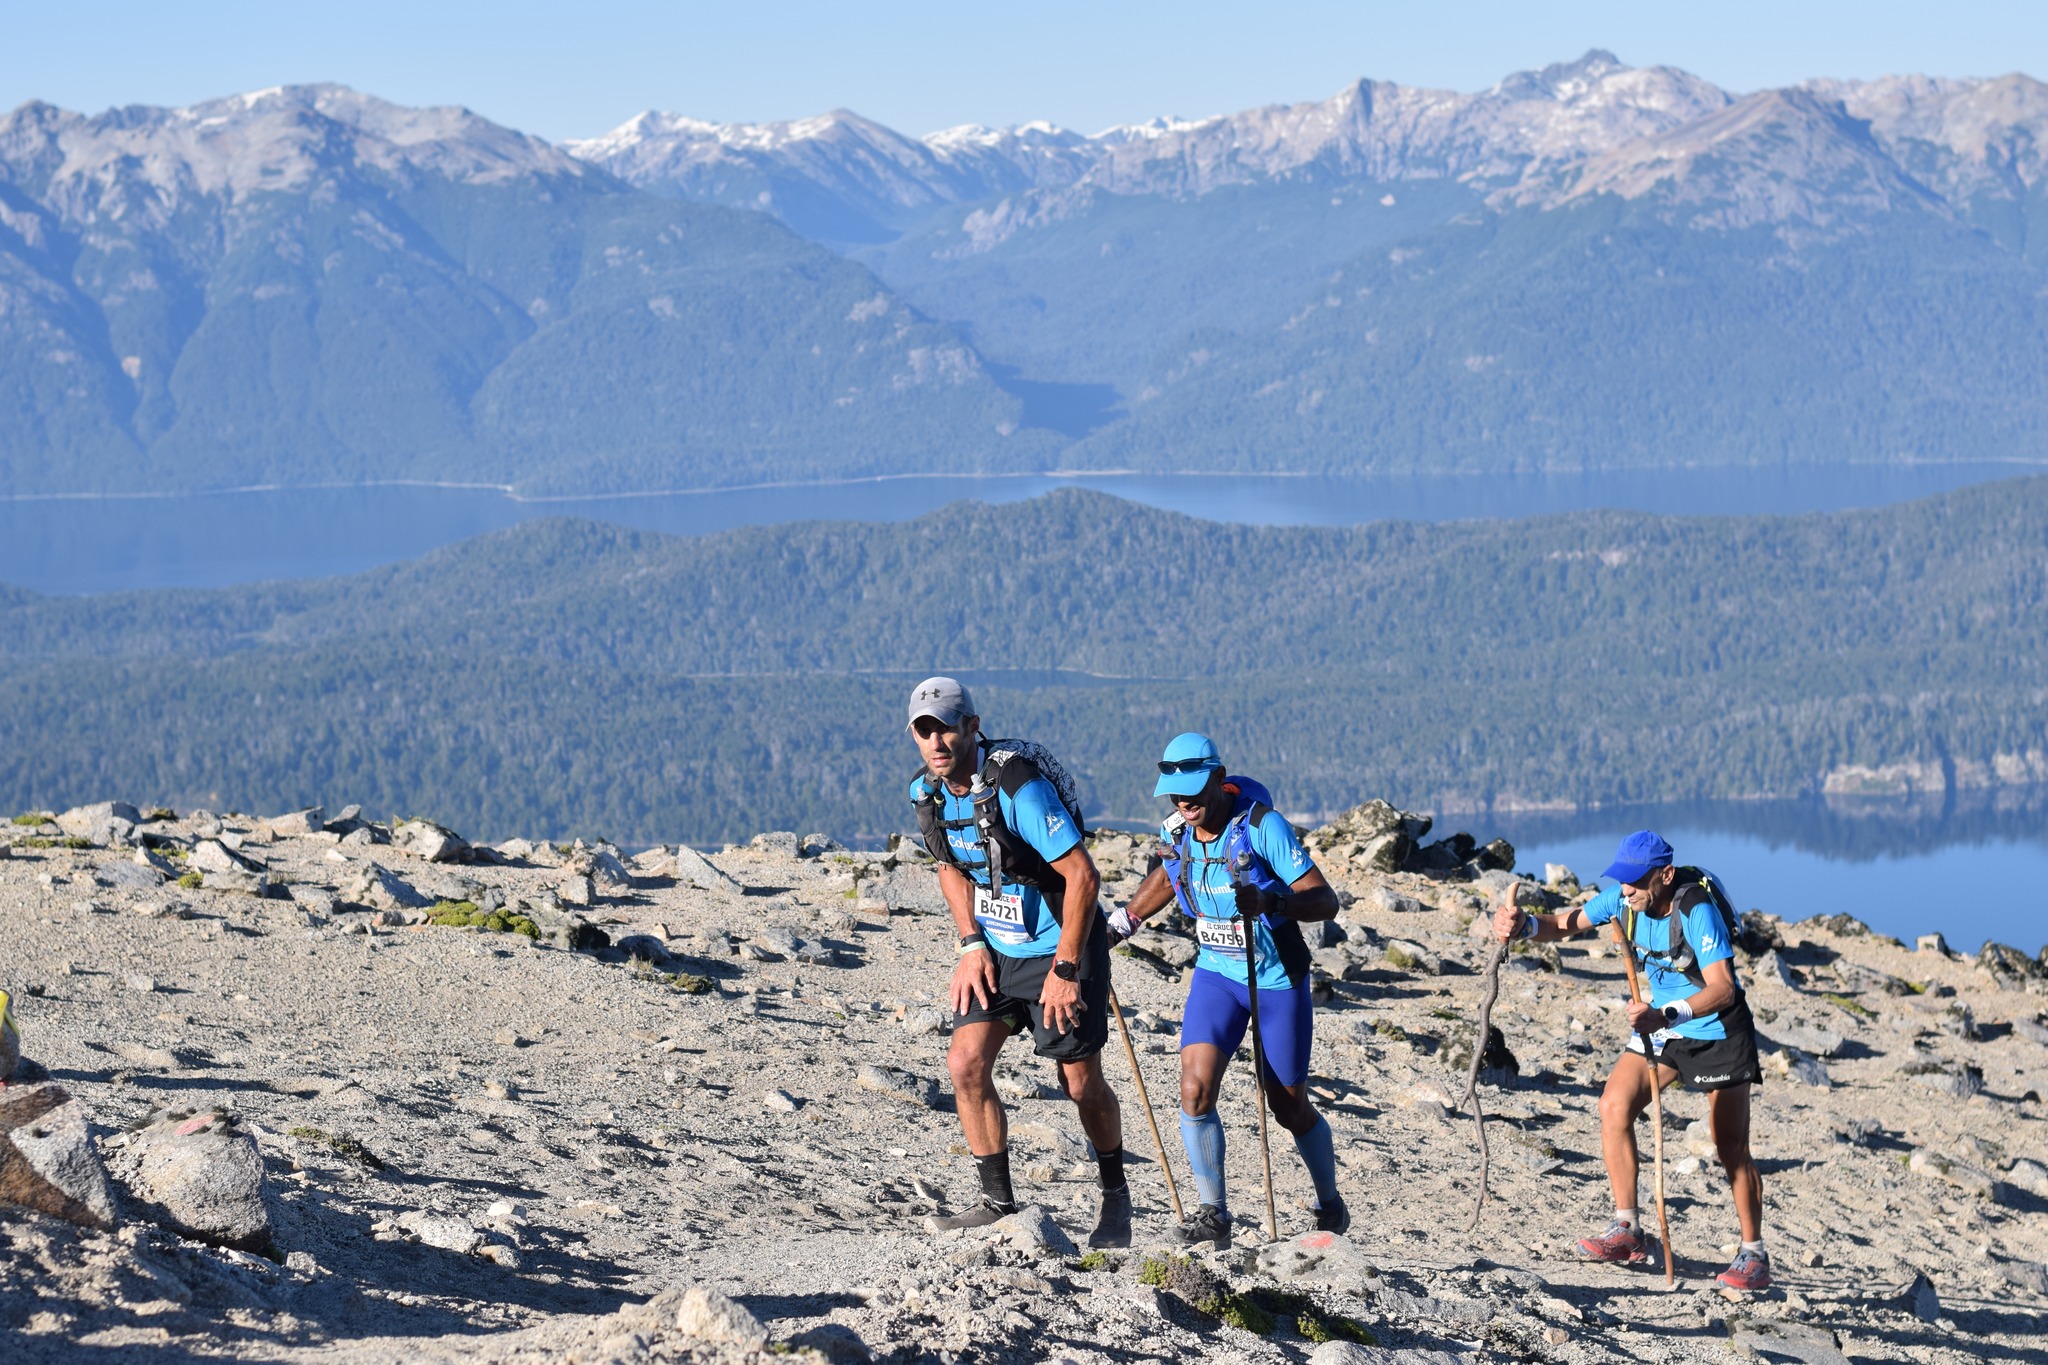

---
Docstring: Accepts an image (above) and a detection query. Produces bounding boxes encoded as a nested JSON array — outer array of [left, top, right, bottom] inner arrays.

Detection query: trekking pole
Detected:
[[1459, 897, 1509, 1233], [1615, 919, 1677, 1287], [1233, 854, 1279, 1245], [1107, 986, 1185, 1222]]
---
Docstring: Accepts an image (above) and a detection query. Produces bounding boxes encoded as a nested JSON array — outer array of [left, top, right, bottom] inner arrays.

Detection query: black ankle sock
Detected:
[[1095, 1146, 1128, 1192], [974, 1150, 1016, 1209]]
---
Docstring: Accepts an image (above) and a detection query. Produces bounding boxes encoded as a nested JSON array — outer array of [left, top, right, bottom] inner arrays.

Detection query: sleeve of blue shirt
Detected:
[[1249, 812, 1314, 887], [1581, 885, 1623, 928], [1677, 889, 1734, 969], [1002, 777, 1081, 864]]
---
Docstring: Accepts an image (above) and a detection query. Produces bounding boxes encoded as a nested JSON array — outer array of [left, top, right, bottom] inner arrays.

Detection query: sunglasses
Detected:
[[1157, 758, 1219, 775]]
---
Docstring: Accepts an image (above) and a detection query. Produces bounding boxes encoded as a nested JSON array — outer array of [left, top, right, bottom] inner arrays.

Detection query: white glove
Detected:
[[1104, 906, 1139, 945]]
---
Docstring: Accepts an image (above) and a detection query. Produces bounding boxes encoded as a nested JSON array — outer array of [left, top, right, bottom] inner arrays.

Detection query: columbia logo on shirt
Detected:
[[1045, 813, 1065, 836]]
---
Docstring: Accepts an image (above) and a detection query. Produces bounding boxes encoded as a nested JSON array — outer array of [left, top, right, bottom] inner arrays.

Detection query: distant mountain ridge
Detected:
[[0, 85, 1044, 496], [3, 481, 2045, 842]]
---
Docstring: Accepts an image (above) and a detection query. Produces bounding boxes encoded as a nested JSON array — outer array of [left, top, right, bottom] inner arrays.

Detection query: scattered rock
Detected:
[[673, 844, 741, 892], [1364, 885, 1425, 915], [671, 1285, 767, 1348], [1383, 939, 1442, 974], [93, 860, 165, 891], [110, 1109, 274, 1252], [394, 820, 468, 863], [55, 801, 140, 847], [855, 1063, 940, 1108], [993, 1204, 1078, 1256], [0, 1084, 118, 1227], [1917, 932, 1953, 957], [400, 1210, 486, 1255], [265, 807, 325, 837], [1762, 1021, 1846, 1057], [762, 1089, 799, 1113], [1909, 1149, 1998, 1200], [1903, 1060, 1983, 1099], [1725, 1316, 1851, 1365], [340, 863, 430, 913], [1899, 1269, 1942, 1323], [190, 840, 260, 875], [558, 874, 595, 907]]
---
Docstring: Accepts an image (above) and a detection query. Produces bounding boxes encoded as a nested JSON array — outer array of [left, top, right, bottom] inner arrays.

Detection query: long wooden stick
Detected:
[[1615, 919, 1677, 1286], [1460, 932, 1507, 1232], [1107, 986, 1184, 1222]]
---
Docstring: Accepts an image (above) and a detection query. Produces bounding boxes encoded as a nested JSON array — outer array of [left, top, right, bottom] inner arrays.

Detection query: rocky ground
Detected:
[[3, 798, 2047, 1364]]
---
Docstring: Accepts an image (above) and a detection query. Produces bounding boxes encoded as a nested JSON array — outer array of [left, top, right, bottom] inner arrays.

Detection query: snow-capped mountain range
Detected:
[[568, 50, 2048, 238], [2, 51, 2046, 497]]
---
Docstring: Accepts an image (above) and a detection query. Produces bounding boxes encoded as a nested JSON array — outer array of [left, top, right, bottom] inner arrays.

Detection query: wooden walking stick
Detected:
[[1615, 918, 1677, 1287], [1459, 912, 1509, 1233], [1234, 857, 1279, 1245], [1107, 985, 1184, 1222]]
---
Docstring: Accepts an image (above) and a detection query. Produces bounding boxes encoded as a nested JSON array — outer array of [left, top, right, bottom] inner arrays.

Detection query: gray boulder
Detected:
[[341, 863, 431, 913], [394, 819, 468, 863], [111, 1109, 274, 1253], [1364, 885, 1425, 915], [190, 839, 261, 874], [56, 801, 140, 847], [673, 844, 740, 892], [855, 1063, 941, 1108], [94, 860, 166, 891], [992, 1204, 1079, 1256], [0, 1084, 118, 1228], [264, 807, 325, 836], [399, 1210, 486, 1255]]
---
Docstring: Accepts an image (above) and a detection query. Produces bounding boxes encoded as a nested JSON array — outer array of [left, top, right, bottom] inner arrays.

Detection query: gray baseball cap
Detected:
[[906, 675, 977, 731]]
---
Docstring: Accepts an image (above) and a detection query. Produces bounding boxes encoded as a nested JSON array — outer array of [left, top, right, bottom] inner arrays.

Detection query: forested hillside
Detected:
[[2, 481, 2043, 843]]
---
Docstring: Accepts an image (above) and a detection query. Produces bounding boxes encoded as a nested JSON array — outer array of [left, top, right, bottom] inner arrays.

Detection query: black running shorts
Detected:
[[952, 924, 1110, 1062], [1624, 998, 1764, 1091]]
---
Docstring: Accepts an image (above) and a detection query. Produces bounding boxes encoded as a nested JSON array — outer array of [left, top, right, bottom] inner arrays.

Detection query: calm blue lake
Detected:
[[2, 459, 2035, 596], [1482, 795, 2048, 958]]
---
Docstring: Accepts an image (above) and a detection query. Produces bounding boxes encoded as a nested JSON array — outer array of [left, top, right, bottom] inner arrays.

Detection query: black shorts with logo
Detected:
[[1624, 996, 1764, 1091], [952, 922, 1111, 1062]]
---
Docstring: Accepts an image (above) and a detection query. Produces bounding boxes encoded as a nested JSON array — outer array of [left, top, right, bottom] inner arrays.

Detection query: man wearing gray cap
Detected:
[[904, 676, 1130, 1245]]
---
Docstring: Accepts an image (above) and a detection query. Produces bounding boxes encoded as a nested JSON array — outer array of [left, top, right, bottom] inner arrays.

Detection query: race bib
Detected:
[[974, 885, 1030, 943], [1195, 915, 1247, 956]]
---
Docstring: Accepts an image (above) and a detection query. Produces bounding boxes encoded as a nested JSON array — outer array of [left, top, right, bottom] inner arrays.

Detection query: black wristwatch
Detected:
[[1052, 958, 1080, 982]]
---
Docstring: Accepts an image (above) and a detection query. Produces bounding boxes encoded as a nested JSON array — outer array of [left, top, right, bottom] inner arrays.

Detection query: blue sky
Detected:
[[4, 1, 2044, 140]]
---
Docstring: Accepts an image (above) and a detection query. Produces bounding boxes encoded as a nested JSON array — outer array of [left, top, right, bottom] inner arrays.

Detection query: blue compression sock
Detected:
[[1293, 1114, 1340, 1205], [1178, 1108, 1228, 1210]]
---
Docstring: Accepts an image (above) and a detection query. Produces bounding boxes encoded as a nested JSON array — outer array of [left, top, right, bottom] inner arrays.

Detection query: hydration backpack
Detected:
[[911, 739, 1087, 904], [1158, 776, 1312, 986], [1623, 865, 1742, 992]]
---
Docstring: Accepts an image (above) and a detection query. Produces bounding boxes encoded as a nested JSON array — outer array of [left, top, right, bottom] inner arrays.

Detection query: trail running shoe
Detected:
[[1172, 1203, 1233, 1248], [1088, 1185, 1133, 1249], [1312, 1196, 1351, 1235], [1577, 1219, 1651, 1263], [1718, 1247, 1772, 1291], [924, 1197, 1016, 1234]]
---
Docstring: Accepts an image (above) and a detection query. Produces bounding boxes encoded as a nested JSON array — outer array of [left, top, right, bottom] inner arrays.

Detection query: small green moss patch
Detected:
[[10, 813, 52, 827], [1822, 992, 1876, 1020], [177, 871, 204, 889], [671, 973, 713, 995], [1074, 1250, 1119, 1272]]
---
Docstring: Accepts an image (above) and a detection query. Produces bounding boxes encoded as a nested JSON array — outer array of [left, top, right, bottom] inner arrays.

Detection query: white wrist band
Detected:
[[1662, 1000, 1695, 1025], [1520, 914, 1540, 940]]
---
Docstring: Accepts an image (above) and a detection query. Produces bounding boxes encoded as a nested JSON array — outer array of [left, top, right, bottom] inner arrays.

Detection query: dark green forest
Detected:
[[1, 481, 2043, 844]]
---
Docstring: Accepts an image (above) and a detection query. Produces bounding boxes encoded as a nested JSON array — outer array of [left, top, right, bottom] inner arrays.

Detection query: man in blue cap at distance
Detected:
[[903, 676, 1132, 1246], [1492, 830, 1769, 1291], [1108, 732, 1345, 1245]]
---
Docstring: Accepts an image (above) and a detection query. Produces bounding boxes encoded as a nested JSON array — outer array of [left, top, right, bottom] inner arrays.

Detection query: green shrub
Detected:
[[10, 813, 51, 826], [177, 871, 203, 889]]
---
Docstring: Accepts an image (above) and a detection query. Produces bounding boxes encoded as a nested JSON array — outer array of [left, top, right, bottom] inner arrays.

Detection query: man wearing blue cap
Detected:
[[1492, 830, 1768, 1291], [1110, 732, 1344, 1246], [903, 676, 1131, 1246]]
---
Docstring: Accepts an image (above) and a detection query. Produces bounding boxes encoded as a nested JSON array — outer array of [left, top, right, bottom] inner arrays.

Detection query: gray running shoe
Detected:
[[1088, 1185, 1133, 1249], [1312, 1196, 1350, 1235], [924, 1198, 1016, 1233], [1171, 1203, 1233, 1248]]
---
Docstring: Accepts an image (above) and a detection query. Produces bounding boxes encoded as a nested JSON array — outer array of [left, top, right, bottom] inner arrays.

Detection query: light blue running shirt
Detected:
[[909, 772, 1079, 957], [1162, 810, 1314, 993], [1583, 881, 1739, 1041]]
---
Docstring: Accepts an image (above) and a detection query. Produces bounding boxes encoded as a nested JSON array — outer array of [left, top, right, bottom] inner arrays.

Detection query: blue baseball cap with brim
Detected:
[[1602, 830, 1675, 884], [1154, 731, 1224, 798]]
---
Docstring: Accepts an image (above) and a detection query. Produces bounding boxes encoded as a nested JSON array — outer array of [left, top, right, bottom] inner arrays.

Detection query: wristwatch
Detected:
[[1052, 959, 1080, 982]]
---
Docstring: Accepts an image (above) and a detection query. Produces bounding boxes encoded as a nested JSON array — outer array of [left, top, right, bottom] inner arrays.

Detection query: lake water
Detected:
[[3, 459, 2036, 596], [1481, 794, 2048, 958]]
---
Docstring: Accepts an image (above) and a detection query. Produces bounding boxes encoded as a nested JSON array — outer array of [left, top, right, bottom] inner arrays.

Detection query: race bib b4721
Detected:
[[974, 885, 1030, 941]]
